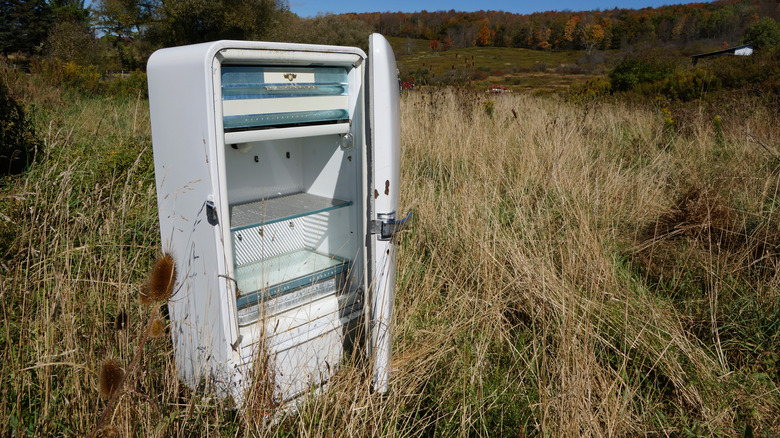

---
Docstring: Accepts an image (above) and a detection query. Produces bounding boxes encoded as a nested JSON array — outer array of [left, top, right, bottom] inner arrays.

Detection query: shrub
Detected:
[[62, 61, 102, 94], [609, 55, 676, 92], [743, 17, 780, 51], [0, 80, 38, 176], [45, 21, 102, 66], [104, 70, 149, 98], [408, 67, 432, 85], [606, 47, 779, 102], [29, 59, 148, 98], [434, 70, 470, 87], [660, 69, 720, 101], [470, 70, 489, 81], [710, 50, 779, 91], [567, 76, 611, 101], [483, 99, 495, 117]]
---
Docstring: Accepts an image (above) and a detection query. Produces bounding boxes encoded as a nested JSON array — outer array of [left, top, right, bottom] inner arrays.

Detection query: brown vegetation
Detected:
[[1, 68, 778, 434]]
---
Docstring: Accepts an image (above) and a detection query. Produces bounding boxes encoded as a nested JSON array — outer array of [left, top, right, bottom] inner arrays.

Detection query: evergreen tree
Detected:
[[0, 0, 54, 54], [50, 0, 91, 25]]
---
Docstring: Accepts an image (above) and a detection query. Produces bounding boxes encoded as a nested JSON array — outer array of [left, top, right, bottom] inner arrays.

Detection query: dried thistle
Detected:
[[140, 253, 177, 305], [138, 281, 153, 305], [113, 310, 128, 331], [150, 318, 164, 338], [98, 424, 118, 437], [98, 359, 124, 399]]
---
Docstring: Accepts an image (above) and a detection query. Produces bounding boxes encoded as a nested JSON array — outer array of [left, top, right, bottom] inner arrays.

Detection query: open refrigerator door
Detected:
[[367, 33, 401, 393]]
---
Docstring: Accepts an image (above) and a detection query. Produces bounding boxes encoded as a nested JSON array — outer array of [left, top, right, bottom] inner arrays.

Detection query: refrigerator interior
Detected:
[[218, 61, 366, 400]]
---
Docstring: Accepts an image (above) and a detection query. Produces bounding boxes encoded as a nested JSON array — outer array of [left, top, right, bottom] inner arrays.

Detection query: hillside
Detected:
[[352, 0, 780, 92], [388, 37, 602, 91]]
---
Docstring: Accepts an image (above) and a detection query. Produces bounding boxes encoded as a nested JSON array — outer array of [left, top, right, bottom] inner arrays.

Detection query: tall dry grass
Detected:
[[390, 89, 779, 436], [1, 73, 778, 436]]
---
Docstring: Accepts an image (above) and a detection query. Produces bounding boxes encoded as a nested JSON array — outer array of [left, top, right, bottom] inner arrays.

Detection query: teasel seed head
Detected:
[[138, 281, 153, 305], [99, 424, 118, 437], [98, 358, 124, 399], [140, 252, 177, 305], [150, 318, 164, 338], [114, 310, 128, 331]]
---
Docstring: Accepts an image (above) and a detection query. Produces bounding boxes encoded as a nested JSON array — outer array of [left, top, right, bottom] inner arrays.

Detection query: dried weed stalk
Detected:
[[93, 252, 177, 436]]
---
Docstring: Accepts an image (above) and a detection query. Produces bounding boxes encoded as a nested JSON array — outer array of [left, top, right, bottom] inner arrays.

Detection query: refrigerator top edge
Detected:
[[148, 40, 367, 72]]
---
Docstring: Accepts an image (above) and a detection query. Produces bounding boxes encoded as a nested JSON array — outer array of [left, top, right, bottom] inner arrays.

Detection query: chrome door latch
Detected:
[[370, 211, 413, 241]]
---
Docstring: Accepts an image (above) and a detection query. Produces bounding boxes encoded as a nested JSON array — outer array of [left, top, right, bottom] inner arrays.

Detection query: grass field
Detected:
[[1, 66, 779, 436]]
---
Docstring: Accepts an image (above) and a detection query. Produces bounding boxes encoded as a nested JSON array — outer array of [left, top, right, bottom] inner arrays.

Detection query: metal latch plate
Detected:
[[370, 211, 412, 241]]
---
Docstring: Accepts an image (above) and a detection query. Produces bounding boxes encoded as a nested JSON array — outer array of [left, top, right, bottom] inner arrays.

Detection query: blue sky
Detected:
[[289, 1, 707, 18]]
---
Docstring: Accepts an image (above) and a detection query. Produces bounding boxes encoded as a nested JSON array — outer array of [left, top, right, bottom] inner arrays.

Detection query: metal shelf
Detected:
[[229, 192, 352, 231]]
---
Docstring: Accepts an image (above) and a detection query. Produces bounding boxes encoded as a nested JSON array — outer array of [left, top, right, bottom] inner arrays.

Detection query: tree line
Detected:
[[354, 0, 780, 52], [1, 0, 779, 72], [1, 0, 372, 71]]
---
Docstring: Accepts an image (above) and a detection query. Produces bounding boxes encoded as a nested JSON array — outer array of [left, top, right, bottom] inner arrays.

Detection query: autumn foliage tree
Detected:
[[441, 35, 453, 50], [476, 24, 491, 46], [563, 15, 581, 46], [581, 23, 605, 56], [533, 24, 551, 50]]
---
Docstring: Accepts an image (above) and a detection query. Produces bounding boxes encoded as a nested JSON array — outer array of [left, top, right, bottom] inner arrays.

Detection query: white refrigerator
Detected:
[[147, 34, 403, 405]]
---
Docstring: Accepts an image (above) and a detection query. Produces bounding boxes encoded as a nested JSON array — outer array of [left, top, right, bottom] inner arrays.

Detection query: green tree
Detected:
[[45, 19, 102, 65], [145, 0, 288, 48], [0, 0, 54, 54], [94, 0, 158, 69], [94, 0, 153, 40], [271, 12, 371, 51], [743, 17, 780, 51], [45, 0, 99, 65]]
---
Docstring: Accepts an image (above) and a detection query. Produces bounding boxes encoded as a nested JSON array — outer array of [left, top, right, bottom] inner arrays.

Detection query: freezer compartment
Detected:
[[221, 66, 350, 131]]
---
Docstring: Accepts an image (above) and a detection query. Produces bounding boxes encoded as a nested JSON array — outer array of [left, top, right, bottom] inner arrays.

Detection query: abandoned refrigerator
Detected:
[[146, 34, 402, 404]]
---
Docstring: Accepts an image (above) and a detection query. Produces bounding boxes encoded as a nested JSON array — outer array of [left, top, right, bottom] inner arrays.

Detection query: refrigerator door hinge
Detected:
[[370, 211, 412, 241], [206, 199, 219, 226]]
